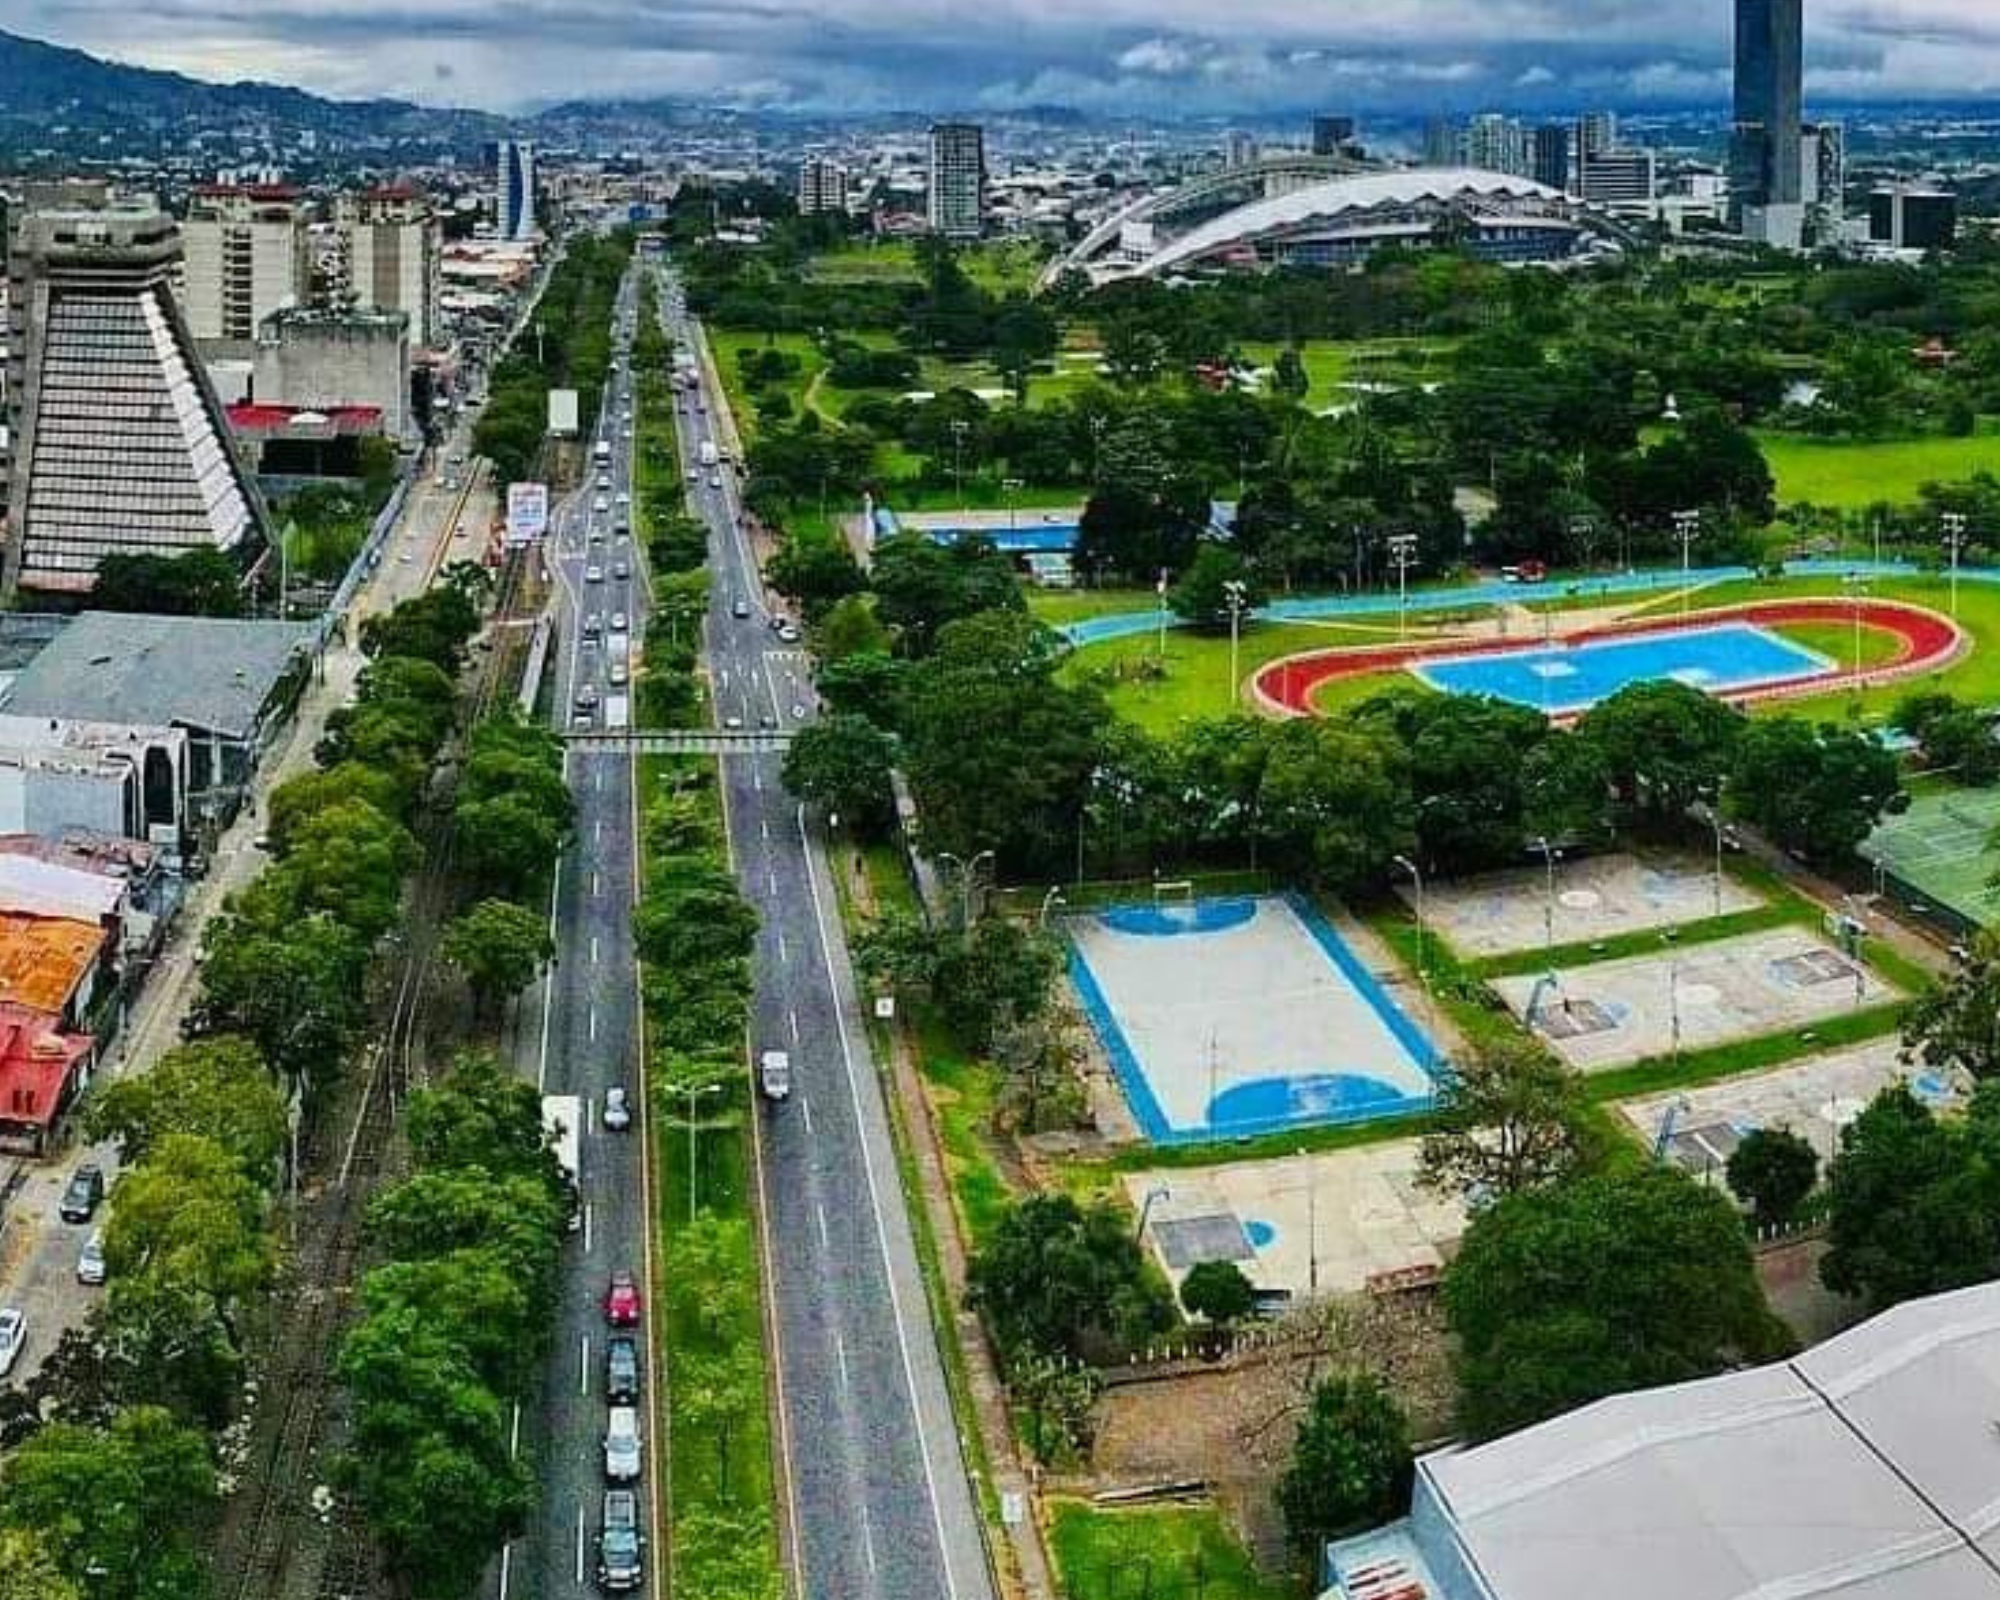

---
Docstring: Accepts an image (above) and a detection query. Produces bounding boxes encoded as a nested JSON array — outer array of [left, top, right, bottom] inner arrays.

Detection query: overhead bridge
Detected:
[[564, 727, 797, 754]]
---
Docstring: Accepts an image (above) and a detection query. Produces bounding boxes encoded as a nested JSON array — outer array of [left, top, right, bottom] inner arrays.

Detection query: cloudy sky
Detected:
[[16, 0, 2000, 114]]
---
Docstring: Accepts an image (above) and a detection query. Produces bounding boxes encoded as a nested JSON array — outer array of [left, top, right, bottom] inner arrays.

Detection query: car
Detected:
[[604, 1271, 641, 1327], [594, 496, 611, 514], [732, 599, 752, 620], [597, 1488, 645, 1590], [76, 1232, 105, 1287], [586, 565, 604, 584], [603, 1087, 631, 1132], [60, 1164, 104, 1223], [597, 475, 611, 492], [776, 622, 801, 645], [575, 684, 602, 711], [686, 468, 699, 482], [583, 613, 604, 640], [609, 661, 629, 687], [603, 1407, 642, 1482], [722, 713, 744, 731], [708, 474, 723, 490], [0, 1309, 25, 1378], [610, 612, 629, 633], [615, 492, 630, 507], [759, 1049, 792, 1102], [612, 560, 630, 579]]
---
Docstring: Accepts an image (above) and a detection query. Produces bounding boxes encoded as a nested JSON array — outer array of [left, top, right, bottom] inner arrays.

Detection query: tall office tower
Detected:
[[332, 185, 441, 349], [489, 139, 536, 241], [1463, 114, 1529, 178], [797, 158, 850, 215], [1422, 117, 1460, 167], [1732, 0, 1805, 235], [1800, 121, 1846, 208], [1532, 124, 1574, 193], [179, 183, 308, 346], [3, 204, 269, 596], [926, 122, 986, 239], [1578, 148, 1657, 207], [1577, 112, 1620, 162], [1223, 130, 1261, 170], [1311, 116, 1356, 157]]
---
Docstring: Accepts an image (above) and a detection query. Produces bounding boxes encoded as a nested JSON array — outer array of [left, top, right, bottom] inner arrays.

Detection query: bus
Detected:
[[542, 1093, 583, 1232]]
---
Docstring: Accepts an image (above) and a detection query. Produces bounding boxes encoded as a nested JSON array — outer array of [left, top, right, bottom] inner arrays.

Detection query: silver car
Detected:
[[603, 1406, 642, 1481], [76, 1231, 106, 1286], [0, 1308, 26, 1377]]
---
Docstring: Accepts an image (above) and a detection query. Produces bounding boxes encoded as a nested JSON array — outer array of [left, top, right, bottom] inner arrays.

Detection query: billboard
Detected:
[[547, 388, 580, 436], [506, 481, 549, 546]]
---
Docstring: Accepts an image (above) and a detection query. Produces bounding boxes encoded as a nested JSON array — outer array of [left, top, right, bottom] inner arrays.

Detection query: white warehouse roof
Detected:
[[1418, 1280, 2000, 1600]]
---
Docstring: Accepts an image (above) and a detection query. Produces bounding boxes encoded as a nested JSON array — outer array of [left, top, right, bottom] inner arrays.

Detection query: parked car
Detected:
[[60, 1164, 104, 1223], [603, 1407, 642, 1482], [597, 1489, 645, 1590], [604, 1271, 641, 1327], [604, 1334, 640, 1403], [759, 1050, 792, 1102], [603, 1087, 631, 1132], [76, 1231, 105, 1287], [0, 1309, 25, 1378], [609, 662, 629, 688]]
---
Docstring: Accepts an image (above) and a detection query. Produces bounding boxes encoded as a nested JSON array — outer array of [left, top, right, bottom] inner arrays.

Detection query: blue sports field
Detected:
[[1412, 622, 1832, 716]]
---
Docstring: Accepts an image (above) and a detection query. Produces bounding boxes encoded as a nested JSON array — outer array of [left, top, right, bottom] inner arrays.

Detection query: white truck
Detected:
[[593, 439, 612, 466], [605, 694, 631, 732], [698, 439, 718, 469], [542, 1093, 583, 1232]]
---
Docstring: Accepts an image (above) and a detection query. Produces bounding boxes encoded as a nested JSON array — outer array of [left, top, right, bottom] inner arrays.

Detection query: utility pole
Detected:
[[1943, 511, 1968, 620], [950, 418, 969, 509], [1673, 509, 1701, 617], [1223, 578, 1248, 711], [1387, 531, 1419, 642]]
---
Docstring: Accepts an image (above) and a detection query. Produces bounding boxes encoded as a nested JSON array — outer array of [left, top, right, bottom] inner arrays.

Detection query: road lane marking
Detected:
[[592, 870, 602, 897], [498, 1546, 512, 1600], [816, 1202, 830, 1251], [787, 1008, 799, 1044], [836, 1330, 851, 1391], [776, 931, 787, 963], [509, 1401, 521, 1457], [595, 819, 603, 844], [795, 802, 966, 1600], [752, 767, 763, 792], [575, 1503, 587, 1586], [591, 936, 600, 964], [801, 1095, 813, 1136], [581, 1335, 591, 1396], [760, 818, 770, 842], [584, 1203, 594, 1254], [768, 868, 779, 897], [589, 1006, 599, 1043], [862, 1511, 879, 1576]]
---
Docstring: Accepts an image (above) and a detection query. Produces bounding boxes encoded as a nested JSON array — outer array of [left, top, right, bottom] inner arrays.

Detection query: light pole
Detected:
[[1387, 531, 1418, 642], [1943, 511, 1968, 620], [1038, 886, 1067, 928], [1533, 835, 1561, 966], [1298, 1148, 1319, 1299], [1843, 571, 1870, 692], [1673, 509, 1701, 617], [685, 1081, 724, 1223], [1155, 568, 1171, 662], [1134, 1183, 1171, 1244], [1703, 795, 1734, 918], [938, 849, 995, 929], [950, 419, 970, 509], [1393, 853, 1427, 986], [1223, 578, 1248, 710], [1002, 476, 1024, 533], [1089, 414, 1108, 481]]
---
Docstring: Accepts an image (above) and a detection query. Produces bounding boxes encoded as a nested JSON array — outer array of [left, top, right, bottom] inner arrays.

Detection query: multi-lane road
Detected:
[[659, 269, 996, 1600]]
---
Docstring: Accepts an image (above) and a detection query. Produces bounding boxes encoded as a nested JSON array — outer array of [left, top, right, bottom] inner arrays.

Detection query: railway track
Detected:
[[217, 541, 543, 1600]]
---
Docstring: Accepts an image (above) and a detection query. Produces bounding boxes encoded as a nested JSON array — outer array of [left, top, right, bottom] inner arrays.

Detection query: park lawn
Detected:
[[802, 237, 1049, 295], [885, 479, 1093, 516], [1767, 620, 1907, 674], [1030, 587, 1161, 626], [1048, 1501, 1301, 1600], [1235, 337, 1458, 405], [1756, 430, 2000, 508]]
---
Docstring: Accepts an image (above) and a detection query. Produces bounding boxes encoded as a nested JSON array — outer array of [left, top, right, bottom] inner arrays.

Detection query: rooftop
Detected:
[[0, 1005, 91, 1132], [2, 613, 312, 739], [0, 915, 105, 1016]]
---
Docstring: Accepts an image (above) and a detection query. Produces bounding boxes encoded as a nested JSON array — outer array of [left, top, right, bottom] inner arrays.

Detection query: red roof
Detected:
[[0, 1005, 89, 1130], [226, 403, 385, 439]]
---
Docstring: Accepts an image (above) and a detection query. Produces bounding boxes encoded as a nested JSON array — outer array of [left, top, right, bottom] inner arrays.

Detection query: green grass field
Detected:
[[803, 237, 1050, 295], [1049, 1502, 1299, 1600], [1758, 430, 2000, 508]]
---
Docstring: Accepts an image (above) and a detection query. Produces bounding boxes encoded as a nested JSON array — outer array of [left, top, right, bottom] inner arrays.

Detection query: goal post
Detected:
[[1153, 879, 1196, 908]]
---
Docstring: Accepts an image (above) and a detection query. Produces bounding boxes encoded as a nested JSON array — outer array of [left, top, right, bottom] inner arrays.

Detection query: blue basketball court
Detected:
[[1412, 622, 1832, 716], [1067, 894, 1442, 1145]]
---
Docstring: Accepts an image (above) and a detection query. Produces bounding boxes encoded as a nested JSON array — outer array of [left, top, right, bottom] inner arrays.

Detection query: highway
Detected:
[[658, 267, 996, 1600], [501, 261, 660, 1600]]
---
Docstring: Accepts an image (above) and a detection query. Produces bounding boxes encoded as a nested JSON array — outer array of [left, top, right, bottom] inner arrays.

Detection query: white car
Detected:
[[615, 492, 630, 508], [76, 1231, 105, 1286], [586, 565, 604, 584], [611, 612, 629, 633], [0, 1308, 26, 1377], [603, 1087, 632, 1132], [594, 496, 611, 514], [604, 1407, 642, 1481]]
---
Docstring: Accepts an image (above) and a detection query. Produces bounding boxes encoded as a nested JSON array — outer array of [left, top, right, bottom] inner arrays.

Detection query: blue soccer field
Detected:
[[1412, 623, 1833, 715]]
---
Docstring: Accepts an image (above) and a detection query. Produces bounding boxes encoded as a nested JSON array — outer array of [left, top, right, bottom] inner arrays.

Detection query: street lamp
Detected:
[[1134, 1183, 1171, 1244], [1943, 511, 1968, 620], [1387, 531, 1419, 643], [937, 849, 995, 929], [1843, 571, 1870, 692], [1701, 792, 1735, 918], [950, 419, 970, 509], [1002, 476, 1024, 533], [1532, 835, 1562, 967], [684, 1081, 725, 1223], [1089, 415, 1108, 481], [1392, 854, 1427, 986], [1297, 1148, 1319, 1299], [1672, 510, 1701, 617], [1222, 578, 1249, 711]]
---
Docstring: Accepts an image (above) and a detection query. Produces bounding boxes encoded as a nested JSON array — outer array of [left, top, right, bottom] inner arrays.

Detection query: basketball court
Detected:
[[1490, 928, 1902, 1073], [1067, 892, 1442, 1144]]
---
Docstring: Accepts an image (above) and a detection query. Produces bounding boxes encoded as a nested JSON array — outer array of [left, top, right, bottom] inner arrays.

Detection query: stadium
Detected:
[[1050, 167, 1631, 285]]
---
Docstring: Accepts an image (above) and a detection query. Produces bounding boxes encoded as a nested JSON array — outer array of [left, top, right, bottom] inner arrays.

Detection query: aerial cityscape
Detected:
[[3, 1, 2000, 1598]]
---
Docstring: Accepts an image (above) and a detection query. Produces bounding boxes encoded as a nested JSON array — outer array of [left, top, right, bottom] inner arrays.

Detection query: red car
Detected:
[[604, 1271, 642, 1327]]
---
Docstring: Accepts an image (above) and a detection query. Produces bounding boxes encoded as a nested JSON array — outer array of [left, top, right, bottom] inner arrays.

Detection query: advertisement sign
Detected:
[[506, 481, 549, 546], [547, 388, 580, 436]]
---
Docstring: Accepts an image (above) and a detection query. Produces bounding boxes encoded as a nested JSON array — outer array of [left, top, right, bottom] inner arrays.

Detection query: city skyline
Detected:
[[6, 2, 2000, 116]]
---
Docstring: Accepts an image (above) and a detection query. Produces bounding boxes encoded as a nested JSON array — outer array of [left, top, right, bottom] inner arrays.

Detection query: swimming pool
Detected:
[[1411, 622, 1833, 716]]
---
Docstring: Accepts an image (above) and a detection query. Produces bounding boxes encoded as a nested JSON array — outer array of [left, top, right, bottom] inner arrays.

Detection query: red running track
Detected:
[[1251, 598, 1968, 719]]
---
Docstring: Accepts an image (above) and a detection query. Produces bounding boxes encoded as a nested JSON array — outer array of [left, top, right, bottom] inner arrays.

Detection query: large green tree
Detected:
[[1418, 1039, 1598, 1201], [1256, 718, 1412, 889], [86, 1035, 286, 1183], [1574, 680, 1742, 826], [1903, 927, 2000, 1082], [1726, 1126, 1820, 1233], [1276, 1373, 1414, 1560], [1727, 716, 1904, 864], [442, 899, 556, 1019], [967, 1194, 1175, 1364], [781, 714, 898, 834]]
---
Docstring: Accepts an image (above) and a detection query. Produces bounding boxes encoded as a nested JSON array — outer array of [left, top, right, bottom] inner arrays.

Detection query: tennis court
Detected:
[[1862, 784, 2000, 930], [1067, 893, 1442, 1145]]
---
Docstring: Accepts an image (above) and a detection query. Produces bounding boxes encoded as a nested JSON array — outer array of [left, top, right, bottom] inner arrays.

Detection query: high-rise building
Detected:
[[488, 140, 536, 241], [3, 203, 269, 596], [179, 184, 308, 347], [1578, 147, 1657, 207], [1577, 112, 1620, 162], [331, 186, 440, 350], [1311, 116, 1357, 157], [797, 158, 849, 216], [1422, 118, 1460, 168], [1801, 121, 1846, 209], [1870, 184, 1958, 252], [1223, 130, 1261, 170], [1463, 114, 1530, 179], [1732, 0, 1805, 233], [1532, 124, 1573, 193], [926, 123, 986, 239]]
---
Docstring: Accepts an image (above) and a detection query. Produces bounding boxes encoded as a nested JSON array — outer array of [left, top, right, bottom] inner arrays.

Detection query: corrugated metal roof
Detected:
[[0, 915, 103, 1016]]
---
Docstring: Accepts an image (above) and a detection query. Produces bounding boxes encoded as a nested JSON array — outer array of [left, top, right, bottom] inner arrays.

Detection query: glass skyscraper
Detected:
[[1731, 0, 1803, 219]]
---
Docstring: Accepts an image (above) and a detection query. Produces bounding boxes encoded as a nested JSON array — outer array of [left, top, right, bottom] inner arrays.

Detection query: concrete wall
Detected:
[[253, 315, 410, 439]]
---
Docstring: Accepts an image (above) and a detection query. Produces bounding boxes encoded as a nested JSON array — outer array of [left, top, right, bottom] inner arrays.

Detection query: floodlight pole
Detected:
[[1299, 1148, 1319, 1299], [1388, 532, 1419, 642], [1223, 579, 1248, 711], [1533, 835, 1560, 966], [1393, 853, 1427, 987], [1673, 510, 1701, 617], [1843, 572, 1869, 692], [1943, 511, 1968, 620]]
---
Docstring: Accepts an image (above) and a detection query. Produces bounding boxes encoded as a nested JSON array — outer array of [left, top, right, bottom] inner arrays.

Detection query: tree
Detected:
[[1418, 1039, 1597, 1200], [244, 796, 418, 942], [967, 1194, 1175, 1364], [1820, 1083, 2000, 1310], [1443, 1165, 1789, 1440], [766, 539, 867, 620], [0, 1530, 79, 1600], [360, 585, 480, 672], [1726, 1126, 1820, 1232], [442, 900, 556, 1019], [1276, 1373, 1414, 1560], [814, 594, 893, 663], [454, 793, 566, 902], [1009, 1349, 1102, 1466], [92, 547, 245, 617], [677, 1343, 763, 1499], [103, 1133, 273, 1321], [1574, 680, 1742, 825], [1360, 691, 1551, 873], [1168, 544, 1265, 632], [0, 1406, 215, 1600], [1726, 716, 1904, 864], [405, 1052, 563, 1189], [869, 533, 1023, 657], [93, 1273, 245, 1429], [1271, 344, 1311, 403], [86, 1035, 285, 1184], [781, 715, 897, 834], [1903, 927, 2000, 1082], [1180, 1259, 1256, 1328], [191, 910, 368, 1095], [1256, 718, 1413, 890]]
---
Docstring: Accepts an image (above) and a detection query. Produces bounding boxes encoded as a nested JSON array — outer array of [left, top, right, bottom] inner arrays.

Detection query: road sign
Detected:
[[506, 481, 549, 546], [547, 388, 579, 435]]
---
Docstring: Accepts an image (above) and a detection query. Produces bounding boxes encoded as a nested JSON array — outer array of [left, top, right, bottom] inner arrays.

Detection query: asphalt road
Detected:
[[658, 267, 996, 1600], [501, 265, 659, 1600]]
